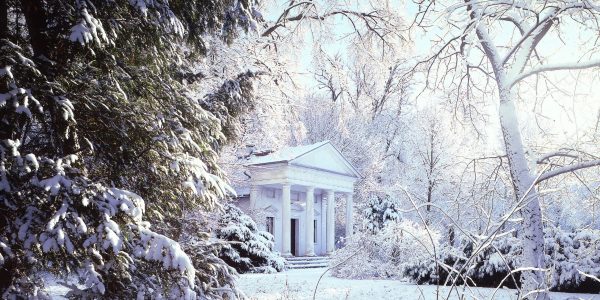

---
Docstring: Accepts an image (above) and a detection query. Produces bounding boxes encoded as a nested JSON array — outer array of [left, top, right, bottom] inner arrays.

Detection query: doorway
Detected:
[[291, 218, 299, 256]]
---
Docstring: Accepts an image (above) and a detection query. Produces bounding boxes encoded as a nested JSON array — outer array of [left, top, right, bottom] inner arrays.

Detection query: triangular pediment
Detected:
[[263, 205, 278, 213], [290, 143, 360, 178]]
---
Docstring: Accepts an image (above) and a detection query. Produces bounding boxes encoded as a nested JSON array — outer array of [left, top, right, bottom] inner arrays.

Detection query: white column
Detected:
[[249, 185, 260, 209], [282, 183, 292, 256], [305, 186, 315, 256], [326, 189, 335, 254], [345, 192, 353, 238]]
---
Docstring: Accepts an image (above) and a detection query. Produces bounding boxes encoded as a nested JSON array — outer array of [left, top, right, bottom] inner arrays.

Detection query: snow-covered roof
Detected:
[[245, 141, 362, 178], [245, 141, 330, 165]]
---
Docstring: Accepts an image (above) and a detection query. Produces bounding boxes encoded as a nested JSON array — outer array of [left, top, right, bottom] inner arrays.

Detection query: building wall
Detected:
[[236, 187, 327, 256]]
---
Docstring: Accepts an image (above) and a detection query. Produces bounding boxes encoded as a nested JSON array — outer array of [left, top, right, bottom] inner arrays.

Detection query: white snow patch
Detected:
[[236, 268, 600, 300]]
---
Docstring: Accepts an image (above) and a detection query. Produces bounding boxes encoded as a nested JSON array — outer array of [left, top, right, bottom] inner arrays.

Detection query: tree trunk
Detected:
[[20, 0, 48, 58], [19, 0, 80, 155], [498, 86, 548, 299], [0, 0, 8, 40], [426, 183, 432, 212]]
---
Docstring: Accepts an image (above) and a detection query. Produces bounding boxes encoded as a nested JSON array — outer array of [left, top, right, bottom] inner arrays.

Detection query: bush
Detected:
[[331, 220, 439, 279], [403, 226, 600, 293], [216, 204, 285, 273], [545, 226, 600, 293], [404, 234, 522, 288]]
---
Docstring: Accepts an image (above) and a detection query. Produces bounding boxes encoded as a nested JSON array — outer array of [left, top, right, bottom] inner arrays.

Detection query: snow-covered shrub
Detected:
[[331, 220, 439, 279], [403, 226, 600, 293], [216, 204, 285, 273], [405, 234, 522, 289], [362, 194, 401, 233], [176, 209, 247, 299], [545, 226, 600, 293]]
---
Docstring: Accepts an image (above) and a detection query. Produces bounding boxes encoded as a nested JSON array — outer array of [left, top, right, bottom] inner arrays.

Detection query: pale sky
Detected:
[[260, 1, 600, 156]]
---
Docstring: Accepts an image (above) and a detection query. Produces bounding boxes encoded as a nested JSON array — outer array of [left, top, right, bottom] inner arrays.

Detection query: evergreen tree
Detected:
[[363, 194, 401, 233], [0, 0, 262, 297], [216, 204, 284, 273]]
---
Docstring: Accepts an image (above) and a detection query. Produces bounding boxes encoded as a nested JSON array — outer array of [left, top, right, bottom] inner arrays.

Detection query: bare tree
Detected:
[[411, 1, 600, 298], [409, 112, 453, 225], [261, 0, 403, 50]]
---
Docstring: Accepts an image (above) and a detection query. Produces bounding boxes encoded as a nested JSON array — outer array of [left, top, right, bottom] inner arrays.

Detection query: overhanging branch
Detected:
[[511, 58, 600, 87], [536, 159, 600, 184]]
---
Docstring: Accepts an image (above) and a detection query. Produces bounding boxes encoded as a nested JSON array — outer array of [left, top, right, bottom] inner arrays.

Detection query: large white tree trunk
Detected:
[[498, 86, 547, 299]]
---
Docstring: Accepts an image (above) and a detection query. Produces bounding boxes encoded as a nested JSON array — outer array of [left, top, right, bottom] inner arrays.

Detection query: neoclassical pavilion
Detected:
[[234, 141, 361, 256]]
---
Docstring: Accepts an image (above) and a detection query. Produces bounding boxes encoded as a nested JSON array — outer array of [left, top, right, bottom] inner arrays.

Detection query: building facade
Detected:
[[234, 141, 361, 256]]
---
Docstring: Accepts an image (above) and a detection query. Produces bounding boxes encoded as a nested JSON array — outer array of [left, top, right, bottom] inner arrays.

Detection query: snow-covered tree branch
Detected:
[[537, 159, 600, 184], [510, 58, 600, 87], [409, 1, 600, 298]]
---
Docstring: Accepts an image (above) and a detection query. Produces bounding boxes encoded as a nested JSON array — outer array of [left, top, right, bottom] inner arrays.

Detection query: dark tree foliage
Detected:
[[363, 194, 400, 233], [0, 0, 262, 298]]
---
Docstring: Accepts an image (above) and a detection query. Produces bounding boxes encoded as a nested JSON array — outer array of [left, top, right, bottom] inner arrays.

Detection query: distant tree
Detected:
[[407, 110, 453, 225]]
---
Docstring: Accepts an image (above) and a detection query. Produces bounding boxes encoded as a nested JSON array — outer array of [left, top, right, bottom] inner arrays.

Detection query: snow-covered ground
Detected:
[[236, 268, 600, 300]]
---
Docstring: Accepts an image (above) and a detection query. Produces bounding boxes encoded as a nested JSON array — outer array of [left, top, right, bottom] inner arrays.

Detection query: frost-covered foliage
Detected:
[[216, 204, 285, 273], [403, 226, 600, 293], [362, 195, 401, 233], [331, 220, 439, 280], [1, 0, 263, 297]]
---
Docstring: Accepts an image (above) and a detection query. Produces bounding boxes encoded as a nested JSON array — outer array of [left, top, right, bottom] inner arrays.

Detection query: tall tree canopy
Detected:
[[0, 0, 262, 298]]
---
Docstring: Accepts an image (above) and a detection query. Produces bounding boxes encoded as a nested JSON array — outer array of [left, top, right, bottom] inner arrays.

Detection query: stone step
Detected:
[[287, 261, 328, 266], [287, 263, 328, 269], [285, 256, 330, 269], [286, 256, 329, 261], [287, 258, 328, 262], [287, 258, 329, 262], [288, 260, 329, 266]]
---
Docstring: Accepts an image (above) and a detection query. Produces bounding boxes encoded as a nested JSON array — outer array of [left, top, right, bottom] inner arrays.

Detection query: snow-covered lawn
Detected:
[[236, 268, 600, 300]]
